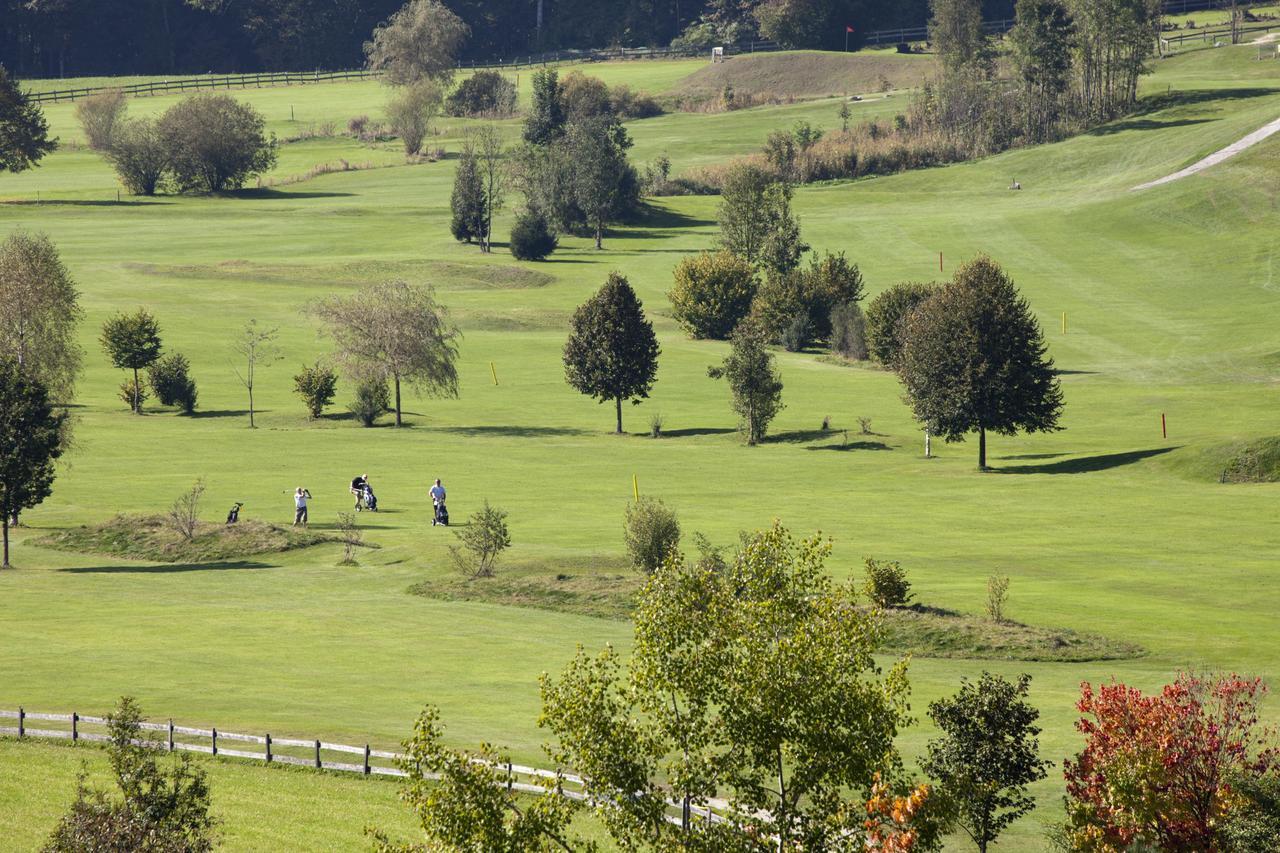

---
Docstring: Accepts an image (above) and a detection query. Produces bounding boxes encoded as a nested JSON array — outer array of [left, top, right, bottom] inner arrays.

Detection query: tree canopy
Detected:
[[563, 272, 659, 433], [364, 0, 469, 86], [0, 65, 56, 175], [310, 279, 461, 428], [897, 256, 1063, 468], [100, 309, 163, 414], [0, 359, 65, 568], [0, 231, 82, 403], [708, 318, 784, 445]]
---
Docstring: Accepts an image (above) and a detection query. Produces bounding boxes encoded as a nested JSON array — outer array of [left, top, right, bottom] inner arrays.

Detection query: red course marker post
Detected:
[[1162, 413, 1167, 439]]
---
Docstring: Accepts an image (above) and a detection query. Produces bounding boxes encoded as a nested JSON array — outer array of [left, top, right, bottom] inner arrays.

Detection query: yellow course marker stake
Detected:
[[632, 474, 639, 501], [490, 362, 499, 385]]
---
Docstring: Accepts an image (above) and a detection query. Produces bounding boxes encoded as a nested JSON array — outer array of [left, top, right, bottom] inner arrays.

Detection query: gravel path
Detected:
[[1131, 114, 1280, 191]]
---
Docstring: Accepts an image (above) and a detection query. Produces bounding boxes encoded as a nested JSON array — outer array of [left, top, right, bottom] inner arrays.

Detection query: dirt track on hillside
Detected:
[[1132, 114, 1280, 191]]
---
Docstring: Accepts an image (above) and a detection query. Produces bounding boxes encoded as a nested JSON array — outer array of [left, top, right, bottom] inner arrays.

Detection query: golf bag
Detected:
[[226, 502, 242, 525], [363, 485, 378, 512], [433, 500, 448, 526]]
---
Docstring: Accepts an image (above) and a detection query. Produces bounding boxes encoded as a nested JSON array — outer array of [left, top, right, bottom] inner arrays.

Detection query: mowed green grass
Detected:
[[1, 48, 1279, 849]]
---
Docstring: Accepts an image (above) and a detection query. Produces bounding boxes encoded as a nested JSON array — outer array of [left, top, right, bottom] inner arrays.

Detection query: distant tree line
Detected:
[[2, 0, 1017, 79]]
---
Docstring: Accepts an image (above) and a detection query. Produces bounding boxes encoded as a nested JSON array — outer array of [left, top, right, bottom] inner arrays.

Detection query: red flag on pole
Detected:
[[846, 25, 855, 32]]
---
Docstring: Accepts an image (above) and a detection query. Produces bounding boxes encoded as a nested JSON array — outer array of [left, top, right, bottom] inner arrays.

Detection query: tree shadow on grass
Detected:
[[806, 440, 894, 452], [993, 446, 1178, 474], [0, 198, 173, 207], [1128, 86, 1280, 116], [628, 203, 717, 230], [229, 188, 357, 200], [765, 429, 836, 444], [189, 409, 251, 419], [434, 425, 588, 438], [61, 560, 274, 574], [1089, 117, 1214, 135], [995, 452, 1069, 461], [659, 427, 737, 438]]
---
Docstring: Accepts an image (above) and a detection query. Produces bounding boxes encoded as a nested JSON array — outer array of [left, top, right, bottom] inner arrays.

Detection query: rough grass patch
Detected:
[[34, 516, 340, 564], [122, 259, 553, 291]]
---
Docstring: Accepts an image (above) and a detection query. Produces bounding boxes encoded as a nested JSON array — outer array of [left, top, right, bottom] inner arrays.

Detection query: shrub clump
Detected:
[[386, 81, 443, 156], [75, 88, 127, 151], [865, 281, 938, 367], [668, 250, 758, 340], [830, 301, 869, 360], [147, 352, 198, 414], [349, 379, 391, 427], [445, 70, 517, 117], [293, 362, 338, 419], [157, 94, 277, 192], [863, 557, 912, 608], [623, 496, 681, 575], [509, 209, 558, 261], [105, 118, 169, 195], [749, 252, 864, 349]]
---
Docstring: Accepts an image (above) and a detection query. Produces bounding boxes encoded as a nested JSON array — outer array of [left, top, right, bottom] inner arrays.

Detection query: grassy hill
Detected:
[[2, 46, 1280, 849]]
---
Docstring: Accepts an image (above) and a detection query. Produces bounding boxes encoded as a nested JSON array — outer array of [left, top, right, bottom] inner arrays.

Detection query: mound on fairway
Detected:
[[673, 51, 933, 99], [879, 606, 1144, 663], [1218, 437, 1280, 483], [36, 516, 339, 564]]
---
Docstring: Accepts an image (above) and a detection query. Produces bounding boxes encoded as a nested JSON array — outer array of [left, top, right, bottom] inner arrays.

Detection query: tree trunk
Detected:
[[595, 222, 603, 250], [394, 376, 403, 427], [978, 425, 987, 470], [615, 397, 622, 434], [132, 367, 141, 413], [248, 385, 255, 428], [2, 510, 9, 568]]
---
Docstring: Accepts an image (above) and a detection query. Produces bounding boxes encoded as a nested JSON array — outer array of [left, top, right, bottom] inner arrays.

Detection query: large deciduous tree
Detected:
[[922, 672, 1050, 853], [1009, 0, 1076, 142], [563, 272, 659, 434], [0, 360, 65, 568], [0, 65, 56, 176], [0, 230, 82, 403], [157, 94, 276, 193], [311, 280, 460, 428], [897, 256, 1063, 469], [717, 163, 805, 275], [100, 308, 162, 414], [540, 523, 920, 850], [708, 319, 784, 445], [865, 281, 938, 368], [364, 0, 469, 87], [567, 116, 632, 250]]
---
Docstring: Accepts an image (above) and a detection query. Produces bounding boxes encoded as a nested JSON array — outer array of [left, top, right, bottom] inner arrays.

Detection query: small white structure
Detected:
[[711, 46, 725, 63]]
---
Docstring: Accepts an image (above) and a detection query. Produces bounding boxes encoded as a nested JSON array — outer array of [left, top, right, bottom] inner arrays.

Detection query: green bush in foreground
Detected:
[[450, 500, 511, 579], [44, 696, 217, 852], [622, 496, 680, 574]]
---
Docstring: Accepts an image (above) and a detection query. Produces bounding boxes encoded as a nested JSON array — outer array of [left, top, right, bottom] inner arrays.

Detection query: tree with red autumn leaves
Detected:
[[1062, 672, 1277, 851]]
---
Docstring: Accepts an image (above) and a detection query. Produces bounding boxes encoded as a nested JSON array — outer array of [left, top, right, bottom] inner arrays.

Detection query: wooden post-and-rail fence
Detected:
[[0, 707, 727, 830]]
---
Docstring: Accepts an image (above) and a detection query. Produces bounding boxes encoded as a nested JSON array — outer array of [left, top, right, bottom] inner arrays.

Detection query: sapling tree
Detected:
[[923, 672, 1050, 853], [0, 361, 65, 568], [233, 319, 281, 429], [100, 308, 162, 414], [563, 272, 659, 434], [708, 319, 784, 445], [450, 500, 510, 579], [293, 362, 338, 419]]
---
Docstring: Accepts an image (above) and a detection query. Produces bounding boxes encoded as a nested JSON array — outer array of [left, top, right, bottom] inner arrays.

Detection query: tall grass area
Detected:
[[2, 47, 1280, 848]]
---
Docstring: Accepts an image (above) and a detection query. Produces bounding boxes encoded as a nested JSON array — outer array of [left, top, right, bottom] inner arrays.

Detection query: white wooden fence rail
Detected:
[[0, 707, 724, 829]]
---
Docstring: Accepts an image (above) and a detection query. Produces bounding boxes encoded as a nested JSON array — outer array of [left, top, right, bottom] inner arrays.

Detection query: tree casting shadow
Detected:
[[994, 446, 1178, 474], [1089, 117, 1213, 136], [189, 409, 251, 419], [61, 560, 274, 574]]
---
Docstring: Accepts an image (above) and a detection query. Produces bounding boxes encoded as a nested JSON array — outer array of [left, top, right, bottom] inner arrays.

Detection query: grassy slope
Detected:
[[1, 48, 1279, 849]]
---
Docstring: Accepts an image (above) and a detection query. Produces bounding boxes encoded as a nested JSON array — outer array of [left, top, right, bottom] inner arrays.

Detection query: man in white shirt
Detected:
[[293, 487, 312, 527], [430, 479, 446, 526]]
